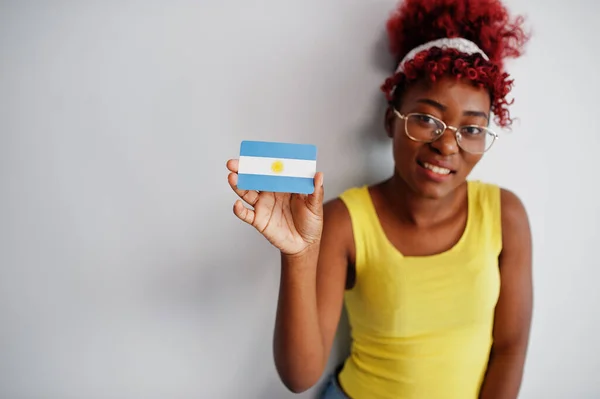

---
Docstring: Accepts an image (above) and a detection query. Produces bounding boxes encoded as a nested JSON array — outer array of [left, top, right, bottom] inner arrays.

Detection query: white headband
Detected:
[[395, 37, 489, 73]]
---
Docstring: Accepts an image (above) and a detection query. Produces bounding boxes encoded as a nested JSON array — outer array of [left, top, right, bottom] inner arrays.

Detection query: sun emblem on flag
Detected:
[[271, 160, 284, 174]]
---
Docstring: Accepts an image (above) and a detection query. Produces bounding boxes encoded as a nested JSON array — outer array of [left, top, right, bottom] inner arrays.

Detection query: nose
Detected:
[[429, 127, 459, 155]]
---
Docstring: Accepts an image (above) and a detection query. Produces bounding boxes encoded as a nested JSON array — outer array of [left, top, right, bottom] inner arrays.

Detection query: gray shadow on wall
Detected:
[[346, 26, 396, 191]]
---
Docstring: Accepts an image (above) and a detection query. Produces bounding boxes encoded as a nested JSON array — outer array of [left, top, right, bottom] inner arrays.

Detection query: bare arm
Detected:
[[479, 189, 533, 399], [273, 199, 353, 393]]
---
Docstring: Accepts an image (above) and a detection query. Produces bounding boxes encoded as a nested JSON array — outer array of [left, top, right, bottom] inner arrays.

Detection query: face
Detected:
[[384, 75, 492, 199]]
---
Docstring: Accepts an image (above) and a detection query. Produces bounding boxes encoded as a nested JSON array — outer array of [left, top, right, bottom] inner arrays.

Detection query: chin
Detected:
[[394, 164, 466, 199], [402, 170, 463, 199], [414, 163, 466, 197], [411, 180, 454, 199]]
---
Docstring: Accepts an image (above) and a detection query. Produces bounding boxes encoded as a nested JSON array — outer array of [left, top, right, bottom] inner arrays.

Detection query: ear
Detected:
[[384, 105, 396, 138]]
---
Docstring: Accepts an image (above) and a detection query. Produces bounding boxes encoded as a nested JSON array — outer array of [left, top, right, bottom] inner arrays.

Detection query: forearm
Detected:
[[273, 246, 324, 393], [479, 349, 527, 399]]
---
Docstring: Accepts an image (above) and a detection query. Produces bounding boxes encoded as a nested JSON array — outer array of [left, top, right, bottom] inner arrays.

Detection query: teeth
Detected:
[[423, 162, 451, 175]]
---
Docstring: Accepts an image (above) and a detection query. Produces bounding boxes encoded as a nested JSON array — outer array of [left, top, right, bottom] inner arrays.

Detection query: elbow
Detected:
[[275, 362, 323, 394], [282, 381, 312, 394], [276, 376, 318, 394], [272, 332, 328, 393]]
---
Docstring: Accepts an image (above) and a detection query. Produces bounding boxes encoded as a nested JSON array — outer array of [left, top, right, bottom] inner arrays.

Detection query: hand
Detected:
[[226, 159, 324, 256]]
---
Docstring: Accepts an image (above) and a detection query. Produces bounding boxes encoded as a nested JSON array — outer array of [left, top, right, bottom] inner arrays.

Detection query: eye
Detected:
[[416, 114, 438, 125], [461, 126, 484, 136]]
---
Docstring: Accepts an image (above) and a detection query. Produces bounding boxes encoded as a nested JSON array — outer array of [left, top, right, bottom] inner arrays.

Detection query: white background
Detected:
[[1, 1, 598, 398]]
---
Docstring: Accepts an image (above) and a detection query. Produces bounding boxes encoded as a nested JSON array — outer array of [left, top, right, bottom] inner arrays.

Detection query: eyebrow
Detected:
[[416, 98, 489, 121]]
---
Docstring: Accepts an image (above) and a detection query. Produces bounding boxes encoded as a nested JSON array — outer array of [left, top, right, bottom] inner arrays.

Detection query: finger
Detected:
[[226, 159, 239, 173], [306, 172, 324, 213], [233, 199, 256, 225], [228, 172, 260, 206]]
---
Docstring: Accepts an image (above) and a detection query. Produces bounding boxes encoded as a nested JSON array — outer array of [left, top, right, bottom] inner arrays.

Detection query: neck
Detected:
[[380, 172, 467, 227]]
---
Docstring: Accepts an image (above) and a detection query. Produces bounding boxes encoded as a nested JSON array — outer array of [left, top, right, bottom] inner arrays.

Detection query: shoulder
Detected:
[[471, 180, 527, 220], [499, 188, 532, 256], [320, 191, 359, 262], [468, 181, 530, 252], [323, 185, 368, 229], [500, 188, 530, 236], [323, 197, 351, 224], [322, 197, 353, 244]]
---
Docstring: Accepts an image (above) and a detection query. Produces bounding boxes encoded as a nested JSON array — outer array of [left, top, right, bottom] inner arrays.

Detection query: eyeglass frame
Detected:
[[392, 108, 499, 155]]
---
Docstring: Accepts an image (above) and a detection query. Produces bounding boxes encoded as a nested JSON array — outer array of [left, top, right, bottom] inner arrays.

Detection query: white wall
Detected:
[[1, 1, 598, 398]]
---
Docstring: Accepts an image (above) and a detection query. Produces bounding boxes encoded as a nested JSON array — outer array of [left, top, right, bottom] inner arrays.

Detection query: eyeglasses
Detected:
[[393, 109, 498, 154]]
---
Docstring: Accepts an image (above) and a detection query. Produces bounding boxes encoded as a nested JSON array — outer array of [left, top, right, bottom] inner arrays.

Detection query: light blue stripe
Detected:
[[237, 174, 314, 194], [240, 140, 317, 160]]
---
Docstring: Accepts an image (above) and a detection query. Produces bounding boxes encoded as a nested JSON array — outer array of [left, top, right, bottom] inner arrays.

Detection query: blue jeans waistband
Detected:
[[318, 369, 350, 399]]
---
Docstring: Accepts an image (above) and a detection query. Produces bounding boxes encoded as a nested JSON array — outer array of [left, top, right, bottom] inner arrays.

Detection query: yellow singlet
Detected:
[[337, 180, 502, 399]]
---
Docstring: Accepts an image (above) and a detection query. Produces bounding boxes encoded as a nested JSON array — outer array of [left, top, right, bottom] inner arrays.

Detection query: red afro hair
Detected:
[[381, 0, 530, 128]]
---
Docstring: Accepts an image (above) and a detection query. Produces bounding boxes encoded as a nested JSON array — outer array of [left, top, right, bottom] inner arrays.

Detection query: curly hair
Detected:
[[381, 0, 530, 128]]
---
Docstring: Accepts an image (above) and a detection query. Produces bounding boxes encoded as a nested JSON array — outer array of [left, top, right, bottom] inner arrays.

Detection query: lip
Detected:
[[416, 159, 456, 183]]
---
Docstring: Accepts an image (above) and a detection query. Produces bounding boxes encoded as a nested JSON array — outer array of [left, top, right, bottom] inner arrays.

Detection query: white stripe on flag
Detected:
[[238, 156, 316, 178]]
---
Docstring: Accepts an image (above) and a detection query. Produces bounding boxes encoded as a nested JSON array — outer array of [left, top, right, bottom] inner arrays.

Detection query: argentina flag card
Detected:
[[237, 140, 317, 194]]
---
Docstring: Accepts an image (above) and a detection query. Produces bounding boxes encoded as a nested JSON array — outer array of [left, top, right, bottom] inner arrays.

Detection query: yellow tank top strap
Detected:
[[338, 185, 388, 276], [468, 180, 503, 255]]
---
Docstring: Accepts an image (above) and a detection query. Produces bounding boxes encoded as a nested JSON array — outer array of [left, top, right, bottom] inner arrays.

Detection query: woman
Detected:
[[226, 0, 532, 398]]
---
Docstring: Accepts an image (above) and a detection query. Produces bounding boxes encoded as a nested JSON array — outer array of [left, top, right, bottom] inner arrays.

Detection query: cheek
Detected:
[[392, 131, 421, 164]]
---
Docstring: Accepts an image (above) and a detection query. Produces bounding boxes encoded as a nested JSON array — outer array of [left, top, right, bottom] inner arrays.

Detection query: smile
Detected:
[[421, 161, 453, 176]]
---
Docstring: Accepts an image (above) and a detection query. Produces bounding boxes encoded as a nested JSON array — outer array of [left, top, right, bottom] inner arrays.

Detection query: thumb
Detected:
[[306, 172, 324, 214]]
